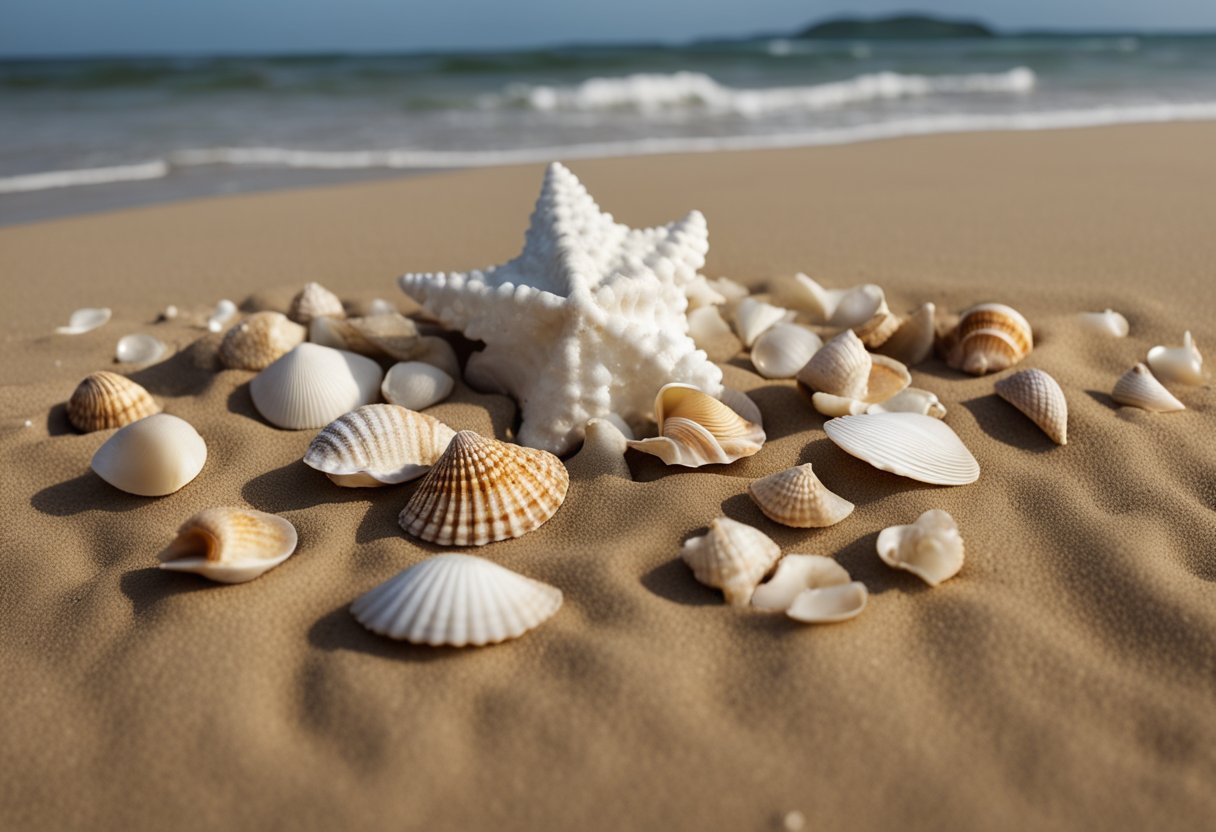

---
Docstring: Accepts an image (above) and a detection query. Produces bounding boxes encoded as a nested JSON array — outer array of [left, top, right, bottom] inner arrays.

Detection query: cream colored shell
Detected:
[[733, 297, 794, 347], [1111, 363, 1185, 412], [304, 404, 456, 487], [751, 554, 867, 623], [877, 509, 965, 586], [381, 361, 454, 411], [866, 387, 947, 419], [771, 273, 885, 328], [66, 371, 160, 433], [680, 517, 781, 606], [158, 507, 298, 584], [994, 368, 1068, 445], [219, 311, 307, 371], [750, 323, 822, 379], [823, 412, 980, 485], [249, 342, 383, 430], [747, 464, 854, 528], [786, 582, 869, 624], [1147, 331, 1204, 385], [798, 330, 910, 405], [90, 412, 207, 497], [945, 303, 1033, 376], [1077, 309, 1128, 338], [626, 383, 765, 468], [877, 302, 936, 366], [289, 282, 345, 324]]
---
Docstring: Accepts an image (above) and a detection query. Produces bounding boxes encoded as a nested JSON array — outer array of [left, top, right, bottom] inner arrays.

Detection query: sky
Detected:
[[3, 0, 1216, 57]]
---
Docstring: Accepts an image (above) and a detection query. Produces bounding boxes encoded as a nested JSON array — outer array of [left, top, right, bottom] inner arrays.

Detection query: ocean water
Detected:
[[3, 36, 1216, 222]]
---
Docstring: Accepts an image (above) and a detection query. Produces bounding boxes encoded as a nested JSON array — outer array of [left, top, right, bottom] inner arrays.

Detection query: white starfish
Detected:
[[399, 162, 723, 456]]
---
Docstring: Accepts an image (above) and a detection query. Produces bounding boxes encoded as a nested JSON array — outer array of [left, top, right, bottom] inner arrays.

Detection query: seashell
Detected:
[[157, 507, 297, 584], [365, 298, 398, 317], [866, 354, 912, 403], [348, 313, 421, 360], [946, 303, 1033, 376], [877, 302, 935, 366], [687, 305, 738, 361], [289, 282, 345, 324], [747, 463, 854, 528], [1111, 363, 1185, 412], [1077, 309, 1128, 338], [866, 387, 947, 419], [994, 368, 1068, 445], [751, 323, 822, 379], [797, 329, 871, 399], [706, 276, 749, 306], [66, 371, 160, 432], [408, 336, 462, 380], [304, 404, 456, 487], [680, 517, 782, 606], [399, 430, 569, 546], [219, 311, 307, 371], [685, 276, 727, 309], [626, 383, 764, 467], [309, 315, 377, 353], [381, 361, 454, 411], [249, 342, 383, 430], [853, 303, 900, 349], [1147, 331, 1204, 385], [206, 299, 238, 333], [786, 581, 869, 624], [90, 413, 207, 496], [115, 333, 167, 365], [351, 554, 562, 646], [812, 392, 868, 418], [877, 509, 964, 586], [751, 554, 850, 611], [823, 412, 980, 485], [771, 273, 885, 328], [733, 297, 794, 347], [56, 307, 111, 335]]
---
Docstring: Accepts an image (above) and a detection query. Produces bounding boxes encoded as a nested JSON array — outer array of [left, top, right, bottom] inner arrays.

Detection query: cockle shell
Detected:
[[157, 507, 297, 584], [797, 330, 910, 404], [626, 383, 764, 467], [90, 413, 207, 496], [304, 404, 456, 487], [752, 554, 867, 623], [1147, 331, 1204, 385], [680, 517, 782, 606], [219, 311, 307, 371], [206, 299, 238, 333], [751, 323, 822, 379], [1111, 363, 1185, 412], [946, 303, 1033, 376], [771, 273, 885, 328], [877, 509, 964, 586], [866, 387, 947, 419], [994, 368, 1068, 445], [877, 302, 935, 366], [748, 463, 854, 528], [66, 371, 160, 433], [351, 554, 562, 646], [115, 334, 167, 365], [249, 342, 383, 430], [381, 361, 454, 411], [823, 412, 980, 485], [1078, 309, 1128, 338], [56, 307, 110, 335], [398, 430, 569, 546], [289, 282, 345, 324], [733, 297, 794, 347]]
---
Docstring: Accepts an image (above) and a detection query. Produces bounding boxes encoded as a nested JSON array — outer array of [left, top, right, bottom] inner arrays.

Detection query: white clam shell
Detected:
[[1111, 363, 1185, 412], [680, 517, 781, 606], [867, 387, 947, 419], [90, 413, 207, 496], [877, 302, 935, 365], [752, 554, 851, 611], [304, 404, 456, 487], [115, 333, 167, 365], [994, 368, 1067, 444], [351, 554, 562, 647], [381, 361, 454, 411], [747, 464, 854, 528], [1077, 309, 1129, 338], [1147, 331, 1204, 385], [289, 282, 345, 324], [772, 273, 885, 328], [158, 507, 297, 584], [250, 342, 383, 430], [877, 509, 964, 586], [56, 307, 111, 335], [751, 323, 822, 379], [733, 297, 795, 347], [626, 383, 765, 467], [823, 412, 980, 485], [206, 299, 238, 333], [786, 582, 869, 624]]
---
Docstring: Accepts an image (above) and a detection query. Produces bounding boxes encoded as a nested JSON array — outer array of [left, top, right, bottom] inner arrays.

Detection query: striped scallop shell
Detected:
[[823, 412, 980, 485], [288, 281, 345, 324], [877, 509, 964, 587], [946, 303, 1033, 376], [398, 430, 569, 546], [304, 404, 456, 487], [66, 371, 160, 432], [747, 463, 854, 528], [351, 554, 562, 646], [1111, 363, 1185, 412], [994, 368, 1068, 445], [680, 517, 781, 606], [219, 311, 307, 371], [249, 343, 383, 430], [158, 507, 298, 584], [626, 383, 764, 467], [90, 413, 207, 496]]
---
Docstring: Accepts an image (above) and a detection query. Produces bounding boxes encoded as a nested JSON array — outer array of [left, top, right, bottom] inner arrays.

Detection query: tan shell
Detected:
[[797, 329, 871, 399], [866, 387, 947, 419], [680, 517, 781, 606], [304, 404, 456, 487], [877, 302, 935, 366], [398, 430, 569, 546], [289, 282, 345, 324], [158, 507, 298, 584], [747, 464, 854, 528], [994, 368, 1068, 445], [946, 303, 1033, 375], [66, 371, 160, 433], [812, 392, 868, 418], [219, 312, 307, 371], [853, 304, 901, 349], [310, 313, 421, 361], [877, 509, 964, 586], [1111, 363, 1185, 412], [626, 384, 765, 467]]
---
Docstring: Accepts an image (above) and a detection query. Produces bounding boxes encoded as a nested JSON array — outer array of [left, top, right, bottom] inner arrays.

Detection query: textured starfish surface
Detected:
[[399, 162, 723, 455]]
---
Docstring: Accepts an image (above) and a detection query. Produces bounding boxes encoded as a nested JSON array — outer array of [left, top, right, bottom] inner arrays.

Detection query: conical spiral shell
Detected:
[[398, 431, 569, 546], [1111, 363, 1185, 412], [158, 507, 298, 584], [351, 554, 562, 646], [747, 464, 854, 528], [680, 517, 781, 606], [796, 329, 871, 399], [877, 509, 964, 586], [288, 282, 345, 324], [219, 312, 307, 371], [823, 412, 980, 485], [304, 404, 456, 487], [946, 303, 1033, 376], [90, 413, 207, 496], [626, 384, 765, 467], [66, 371, 160, 432], [250, 343, 383, 430], [994, 368, 1068, 445]]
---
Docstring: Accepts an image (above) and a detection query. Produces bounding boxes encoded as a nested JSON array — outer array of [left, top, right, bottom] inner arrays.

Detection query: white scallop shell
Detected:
[[751, 323, 822, 379], [1147, 331, 1204, 385], [786, 582, 869, 624], [90, 413, 207, 497], [747, 464, 854, 528], [823, 412, 980, 485], [771, 273, 885, 328], [751, 554, 850, 611], [1111, 363, 1185, 412], [206, 299, 238, 333], [866, 387, 947, 419], [877, 509, 964, 586], [680, 517, 781, 606], [289, 282, 345, 324], [56, 307, 111, 335], [1077, 309, 1128, 338], [158, 507, 297, 584], [877, 302, 935, 366], [994, 368, 1068, 445], [351, 554, 562, 646], [115, 333, 167, 365], [381, 361, 454, 411], [304, 404, 456, 487], [250, 342, 383, 430], [626, 383, 764, 467], [733, 297, 794, 347]]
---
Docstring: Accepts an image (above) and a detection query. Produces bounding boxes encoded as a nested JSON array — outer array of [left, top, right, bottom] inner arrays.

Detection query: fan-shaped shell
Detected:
[[1147, 331, 1204, 385], [877, 302, 936, 366], [625, 383, 765, 467], [90, 413, 207, 496], [797, 329, 871, 399], [751, 323, 822, 379], [399, 431, 569, 546], [823, 412, 980, 485], [946, 303, 1033, 376], [994, 368, 1068, 444], [219, 312, 307, 371], [351, 554, 562, 646], [1077, 309, 1128, 338], [1111, 363, 1185, 412], [66, 371, 160, 433], [157, 507, 297, 584], [733, 298, 794, 347], [56, 307, 111, 335], [786, 582, 868, 624], [115, 334, 167, 365], [249, 342, 383, 430], [877, 509, 964, 586], [751, 554, 851, 611], [747, 464, 854, 528], [866, 387, 947, 419], [381, 361, 454, 411], [304, 404, 456, 487], [289, 282, 345, 324], [771, 273, 885, 328], [680, 517, 781, 606]]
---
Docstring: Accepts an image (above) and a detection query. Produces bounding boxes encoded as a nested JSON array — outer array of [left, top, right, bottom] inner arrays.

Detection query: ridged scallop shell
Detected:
[[797, 329, 871, 399], [219, 312, 307, 371], [751, 554, 850, 611], [289, 282, 345, 324], [90, 413, 207, 496], [747, 464, 854, 528], [733, 298, 794, 347], [946, 303, 1033, 376], [877, 302, 935, 365], [1147, 331, 1204, 385], [680, 517, 781, 606], [994, 368, 1068, 445], [877, 509, 964, 586], [249, 343, 383, 430], [115, 333, 167, 365], [853, 303, 900, 349], [157, 507, 298, 584], [56, 307, 111, 335], [398, 431, 569, 546], [772, 273, 885, 328], [786, 581, 869, 624], [751, 323, 822, 379], [351, 554, 562, 646], [823, 412, 980, 485], [1111, 363, 1185, 412], [66, 371, 160, 432], [1077, 309, 1128, 338], [866, 387, 947, 419], [304, 404, 456, 487], [381, 361, 454, 411], [626, 384, 765, 467]]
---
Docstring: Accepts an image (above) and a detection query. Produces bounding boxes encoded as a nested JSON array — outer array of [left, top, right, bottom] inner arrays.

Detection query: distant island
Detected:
[[798, 13, 994, 39]]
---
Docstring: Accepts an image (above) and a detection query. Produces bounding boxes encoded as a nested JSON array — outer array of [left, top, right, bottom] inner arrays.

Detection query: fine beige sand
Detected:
[[1, 123, 1214, 831]]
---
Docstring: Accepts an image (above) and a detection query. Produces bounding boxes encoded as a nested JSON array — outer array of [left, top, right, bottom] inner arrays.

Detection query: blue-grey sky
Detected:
[[3, 1, 1215, 57]]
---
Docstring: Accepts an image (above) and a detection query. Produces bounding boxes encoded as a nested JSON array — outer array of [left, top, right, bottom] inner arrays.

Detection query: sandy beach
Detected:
[[1, 123, 1214, 831]]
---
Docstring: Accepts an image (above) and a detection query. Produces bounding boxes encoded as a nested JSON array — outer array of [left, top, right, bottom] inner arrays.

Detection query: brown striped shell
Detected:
[[66, 371, 160, 432], [304, 404, 455, 487], [158, 507, 298, 584], [946, 303, 1033, 376]]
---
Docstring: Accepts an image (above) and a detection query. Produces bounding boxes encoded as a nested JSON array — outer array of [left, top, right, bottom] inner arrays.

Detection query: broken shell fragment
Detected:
[[876, 302, 936, 366], [994, 368, 1068, 445], [219, 311, 307, 371], [751, 323, 822, 379], [381, 361, 454, 411], [751, 554, 850, 611], [853, 304, 900, 349], [90, 413, 207, 496], [680, 517, 781, 606], [1147, 331, 1204, 385], [748, 464, 854, 528], [824, 412, 980, 485], [56, 307, 111, 335], [115, 333, 167, 365], [877, 509, 965, 586], [812, 392, 868, 418], [304, 404, 456, 487], [289, 282, 345, 324], [946, 303, 1033, 376], [1111, 363, 1185, 412], [66, 371, 160, 433], [249, 342, 383, 430], [772, 273, 885, 328], [626, 383, 765, 467], [157, 507, 298, 584], [1077, 309, 1129, 338], [866, 387, 947, 419], [733, 297, 794, 347], [785, 582, 869, 624]]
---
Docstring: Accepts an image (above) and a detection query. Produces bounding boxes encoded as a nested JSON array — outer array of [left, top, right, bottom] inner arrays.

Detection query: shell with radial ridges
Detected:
[[220, 311, 307, 371], [626, 384, 764, 467], [158, 507, 298, 584], [1111, 364, 1185, 412], [249, 342, 383, 430], [994, 368, 1068, 445], [680, 517, 781, 606], [747, 464, 854, 528], [304, 404, 456, 487], [289, 282, 345, 324], [945, 303, 1033, 376], [823, 412, 980, 485], [67, 371, 160, 432]]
